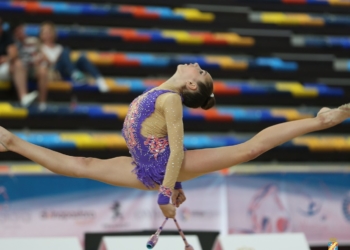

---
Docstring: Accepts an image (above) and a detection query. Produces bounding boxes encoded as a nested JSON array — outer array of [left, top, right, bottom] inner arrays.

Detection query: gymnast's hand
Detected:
[[159, 204, 176, 218], [172, 189, 186, 208]]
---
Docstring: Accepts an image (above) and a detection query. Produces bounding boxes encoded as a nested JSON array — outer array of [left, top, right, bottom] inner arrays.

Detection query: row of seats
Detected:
[[0, 1, 214, 22], [0, 163, 52, 174], [0, 163, 227, 174], [25, 24, 350, 52], [103, 79, 342, 97], [69, 52, 298, 71], [1, 102, 349, 124], [2, 102, 339, 123], [25, 24, 255, 47], [1, 162, 348, 175], [292, 35, 350, 49], [0, 79, 344, 97], [250, 12, 350, 26], [8, 131, 350, 151], [243, 0, 350, 6], [3, 2, 350, 27], [334, 60, 350, 72]]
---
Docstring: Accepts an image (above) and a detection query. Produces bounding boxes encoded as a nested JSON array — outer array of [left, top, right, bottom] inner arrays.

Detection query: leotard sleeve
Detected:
[[161, 93, 185, 189]]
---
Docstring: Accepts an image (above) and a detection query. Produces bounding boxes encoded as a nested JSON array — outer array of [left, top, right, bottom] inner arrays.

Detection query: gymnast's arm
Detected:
[[161, 93, 185, 190]]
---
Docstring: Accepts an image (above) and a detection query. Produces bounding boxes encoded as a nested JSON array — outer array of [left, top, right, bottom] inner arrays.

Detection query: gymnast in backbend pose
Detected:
[[0, 63, 349, 218]]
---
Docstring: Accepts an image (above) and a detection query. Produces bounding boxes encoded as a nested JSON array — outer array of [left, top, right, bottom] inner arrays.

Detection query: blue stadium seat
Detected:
[[251, 58, 298, 71]]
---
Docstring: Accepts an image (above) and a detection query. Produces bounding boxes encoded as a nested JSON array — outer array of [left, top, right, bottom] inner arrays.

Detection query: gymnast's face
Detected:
[[176, 63, 213, 92]]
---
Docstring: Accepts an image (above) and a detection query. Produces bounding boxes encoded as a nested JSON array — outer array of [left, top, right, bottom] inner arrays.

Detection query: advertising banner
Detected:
[[1, 172, 350, 246], [0, 174, 225, 241], [227, 173, 350, 245]]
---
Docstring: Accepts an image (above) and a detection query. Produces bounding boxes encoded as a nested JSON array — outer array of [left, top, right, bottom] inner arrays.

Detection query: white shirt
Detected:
[[41, 44, 63, 64]]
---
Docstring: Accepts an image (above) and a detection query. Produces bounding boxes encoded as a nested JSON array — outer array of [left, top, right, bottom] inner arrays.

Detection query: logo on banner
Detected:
[[298, 193, 322, 217], [296, 178, 332, 223], [111, 201, 124, 220], [41, 210, 95, 221], [342, 192, 350, 222], [248, 184, 289, 233], [104, 200, 128, 229], [179, 207, 218, 221], [328, 238, 338, 250]]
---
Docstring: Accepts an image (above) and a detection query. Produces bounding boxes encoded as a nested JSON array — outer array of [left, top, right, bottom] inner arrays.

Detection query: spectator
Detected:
[[0, 18, 38, 107], [14, 23, 49, 111], [39, 21, 109, 92]]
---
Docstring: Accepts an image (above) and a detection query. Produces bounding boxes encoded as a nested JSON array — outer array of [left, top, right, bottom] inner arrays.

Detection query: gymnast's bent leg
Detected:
[[177, 106, 350, 181], [0, 127, 151, 190]]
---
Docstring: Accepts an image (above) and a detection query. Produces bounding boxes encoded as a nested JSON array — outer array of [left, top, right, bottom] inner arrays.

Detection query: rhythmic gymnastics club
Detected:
[[173, 218, 194, 250], [147, 217, 168, 249]]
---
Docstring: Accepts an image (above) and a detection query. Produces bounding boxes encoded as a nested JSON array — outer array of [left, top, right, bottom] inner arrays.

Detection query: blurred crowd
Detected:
[[0, 17, 108, 111]]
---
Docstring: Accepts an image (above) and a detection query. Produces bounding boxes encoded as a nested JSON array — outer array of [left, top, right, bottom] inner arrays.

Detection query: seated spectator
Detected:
[[39, 21, 108, 92], [14, 23, 49, 111], [0, 18, 38, 107]]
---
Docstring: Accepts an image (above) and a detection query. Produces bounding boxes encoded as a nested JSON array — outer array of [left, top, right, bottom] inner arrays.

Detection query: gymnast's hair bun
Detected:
[[182, 79, 215, 110], [201, 95, 216, 110]]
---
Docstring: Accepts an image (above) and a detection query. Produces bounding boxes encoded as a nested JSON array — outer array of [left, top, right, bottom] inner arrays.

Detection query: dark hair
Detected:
[[182, 79, 215, 110], [11, 21, 25, 32]]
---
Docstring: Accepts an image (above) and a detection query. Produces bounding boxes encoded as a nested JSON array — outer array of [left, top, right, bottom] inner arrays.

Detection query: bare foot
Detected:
[[0, 126, 11, 152], [317, 104, 350, 128]]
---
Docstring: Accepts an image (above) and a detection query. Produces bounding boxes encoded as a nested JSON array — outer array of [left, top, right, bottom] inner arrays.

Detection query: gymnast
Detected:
[[0, 63, 349, 218]]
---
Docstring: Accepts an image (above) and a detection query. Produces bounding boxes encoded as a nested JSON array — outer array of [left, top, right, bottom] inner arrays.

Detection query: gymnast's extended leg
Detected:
[[0, 127, 152, 190], [177, 106, 350, 181], [1, 106, 349, 187]]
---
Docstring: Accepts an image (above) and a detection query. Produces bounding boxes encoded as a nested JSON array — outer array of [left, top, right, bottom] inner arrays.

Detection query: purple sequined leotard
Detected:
[[122, 89, 185, 189]]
